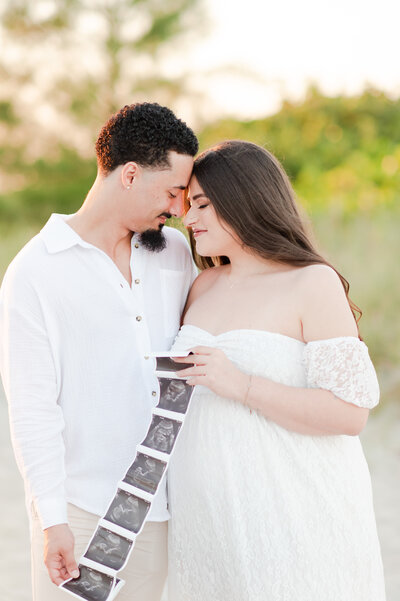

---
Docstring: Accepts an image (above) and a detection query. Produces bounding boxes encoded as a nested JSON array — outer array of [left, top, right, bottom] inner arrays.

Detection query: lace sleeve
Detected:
[[303, 337, 380, 409]]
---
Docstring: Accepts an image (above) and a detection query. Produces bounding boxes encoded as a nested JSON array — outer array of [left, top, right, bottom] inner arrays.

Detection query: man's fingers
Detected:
[[64, 549, 80, 579], [47, 556, 77, 585], [47, 563, 67, 586], [60, 566, 70, 579]]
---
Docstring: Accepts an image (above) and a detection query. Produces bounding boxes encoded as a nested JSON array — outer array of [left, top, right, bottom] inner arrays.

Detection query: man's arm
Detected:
[[0, 262, 79, 583]]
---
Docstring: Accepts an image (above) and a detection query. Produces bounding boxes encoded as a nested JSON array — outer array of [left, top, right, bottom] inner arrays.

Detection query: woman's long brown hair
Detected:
[[188, 140, 362, 329]]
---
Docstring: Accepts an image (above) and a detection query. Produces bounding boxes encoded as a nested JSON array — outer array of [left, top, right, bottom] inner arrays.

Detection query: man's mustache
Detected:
[[158, 212, 172, 219]]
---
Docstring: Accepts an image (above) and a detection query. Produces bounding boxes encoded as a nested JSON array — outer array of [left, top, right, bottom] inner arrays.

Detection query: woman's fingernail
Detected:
[[71, 570, 80, 578]]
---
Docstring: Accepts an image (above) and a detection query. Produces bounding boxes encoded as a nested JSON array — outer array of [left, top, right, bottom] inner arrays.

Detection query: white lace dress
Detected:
[[167, 325, 386, 601]]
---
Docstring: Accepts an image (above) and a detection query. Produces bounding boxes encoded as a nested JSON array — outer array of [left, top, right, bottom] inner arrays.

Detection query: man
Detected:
[[0, 102, 198, 600]]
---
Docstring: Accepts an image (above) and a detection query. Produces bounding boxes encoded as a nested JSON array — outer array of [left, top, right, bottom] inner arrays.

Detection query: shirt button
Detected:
[[134, 278, 140, 284], [134, 243, 139, 249], [152, 391, 157, 397], [136, 315, 142, 322]]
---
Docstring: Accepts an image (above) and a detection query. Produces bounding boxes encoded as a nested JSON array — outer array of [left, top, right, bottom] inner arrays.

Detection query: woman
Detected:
[[167, 140, 386, 601]]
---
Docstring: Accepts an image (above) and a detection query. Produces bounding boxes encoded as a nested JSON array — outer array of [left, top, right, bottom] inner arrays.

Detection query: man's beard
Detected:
[[139, 225, 167, 252]]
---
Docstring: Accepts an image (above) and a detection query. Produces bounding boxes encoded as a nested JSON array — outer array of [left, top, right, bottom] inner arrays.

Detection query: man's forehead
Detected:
[[168, 151, 194, 176]]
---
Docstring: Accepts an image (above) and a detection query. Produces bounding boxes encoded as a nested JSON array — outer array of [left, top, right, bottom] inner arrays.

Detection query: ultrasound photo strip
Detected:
[[60, 351, 194, 601], [84, 526, 134, 572], [156, 377, 195, 414], [155, 354, 194, 373], [62, 565, 124, 601], [123, 452, 167, 494]]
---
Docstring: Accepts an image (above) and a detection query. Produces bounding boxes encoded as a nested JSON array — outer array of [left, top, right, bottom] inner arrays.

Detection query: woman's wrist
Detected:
[[231, 371, 253, 405], [244, 375, 253, 406]]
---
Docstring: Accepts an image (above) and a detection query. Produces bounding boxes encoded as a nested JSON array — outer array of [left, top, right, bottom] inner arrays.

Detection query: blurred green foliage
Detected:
[[0, 87, 399, 400], [2, 87, 399, 225], [199, 87, 400, 215], [0, 147, 97, 224], [0, 0, 205, 129]]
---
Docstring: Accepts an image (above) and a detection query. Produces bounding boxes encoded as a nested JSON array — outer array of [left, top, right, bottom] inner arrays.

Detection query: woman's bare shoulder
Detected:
[[182, 265, 226, 321], [189, 265, 226, 300], [294, 264, 359, 341], [294, 263, 343, 288]]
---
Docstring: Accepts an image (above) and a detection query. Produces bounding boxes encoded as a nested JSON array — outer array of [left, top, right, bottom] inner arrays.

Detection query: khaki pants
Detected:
[[31, 503, 167, 601]]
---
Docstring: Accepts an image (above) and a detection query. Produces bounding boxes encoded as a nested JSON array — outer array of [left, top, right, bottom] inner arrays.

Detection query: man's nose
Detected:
[[169, 194, 185, 218]]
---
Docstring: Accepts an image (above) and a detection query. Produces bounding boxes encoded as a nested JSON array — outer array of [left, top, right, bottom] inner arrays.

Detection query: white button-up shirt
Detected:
[[0, 214, 196, 529]]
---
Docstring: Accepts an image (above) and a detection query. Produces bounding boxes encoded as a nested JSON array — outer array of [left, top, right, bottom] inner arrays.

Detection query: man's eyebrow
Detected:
[[172, 185, 186, 190]]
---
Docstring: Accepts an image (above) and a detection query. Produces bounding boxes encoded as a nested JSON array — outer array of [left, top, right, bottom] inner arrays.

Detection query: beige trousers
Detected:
[[31, 503, 167, 601]]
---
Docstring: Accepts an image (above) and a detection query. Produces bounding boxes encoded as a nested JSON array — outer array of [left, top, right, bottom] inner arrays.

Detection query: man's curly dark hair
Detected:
[[95, 102, 198, 174]]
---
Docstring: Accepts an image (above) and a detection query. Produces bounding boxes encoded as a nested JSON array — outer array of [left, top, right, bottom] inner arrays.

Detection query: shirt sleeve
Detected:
[[190, 256, 199, 286], [303, 337, 380, 409], [0, 262, 67, 529]]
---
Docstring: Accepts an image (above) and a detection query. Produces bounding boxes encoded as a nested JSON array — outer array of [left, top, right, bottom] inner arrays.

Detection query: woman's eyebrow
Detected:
[[192, 193, 208, 201]]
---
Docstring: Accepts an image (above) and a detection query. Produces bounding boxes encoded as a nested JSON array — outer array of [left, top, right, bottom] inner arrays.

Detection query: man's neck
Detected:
[[68, 212, 133, 260], [67, 176, 133, 259]]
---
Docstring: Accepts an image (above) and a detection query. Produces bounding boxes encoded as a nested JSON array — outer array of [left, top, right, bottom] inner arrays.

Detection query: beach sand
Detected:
[[1, 386, 399, 601]]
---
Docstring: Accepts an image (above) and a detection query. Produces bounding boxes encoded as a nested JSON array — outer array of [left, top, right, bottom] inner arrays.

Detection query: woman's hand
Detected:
[[174, 346, 249, 402]]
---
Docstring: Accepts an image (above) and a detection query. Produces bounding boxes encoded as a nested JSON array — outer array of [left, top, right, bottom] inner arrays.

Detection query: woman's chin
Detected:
[[194, 241, 215, 257]]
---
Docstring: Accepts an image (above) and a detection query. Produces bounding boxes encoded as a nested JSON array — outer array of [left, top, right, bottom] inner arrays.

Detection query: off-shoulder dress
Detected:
[[167, 325, 386, 601]]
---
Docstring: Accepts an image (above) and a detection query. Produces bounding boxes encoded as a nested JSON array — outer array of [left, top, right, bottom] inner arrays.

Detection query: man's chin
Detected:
[[139, 227, 167, 252]]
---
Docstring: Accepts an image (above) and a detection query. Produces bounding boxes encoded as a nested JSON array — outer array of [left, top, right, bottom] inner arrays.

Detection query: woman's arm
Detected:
[[243, 374, 369, 436], [176, 345, 369, 436], [176, 265, 372, 436]]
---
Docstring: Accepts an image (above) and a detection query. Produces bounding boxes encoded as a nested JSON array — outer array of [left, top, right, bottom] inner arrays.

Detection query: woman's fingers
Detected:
[[176, 365, 206, 378], [169, 346, 217, 366], [190, 345, 214, 355], [171, 346, 225, 383], [173, 355, 197, 364], [184, 377, 202, 386]]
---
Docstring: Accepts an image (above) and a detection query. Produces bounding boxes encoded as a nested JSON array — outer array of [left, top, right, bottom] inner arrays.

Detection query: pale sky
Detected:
[[180, 0, 400, 120], [3, 0, 400, 141]]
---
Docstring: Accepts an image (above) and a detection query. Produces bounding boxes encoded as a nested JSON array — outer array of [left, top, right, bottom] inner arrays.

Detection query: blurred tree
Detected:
[[0, 0, 206, 146], [199, 87, 400, 215], [0, 0, 206, 224]]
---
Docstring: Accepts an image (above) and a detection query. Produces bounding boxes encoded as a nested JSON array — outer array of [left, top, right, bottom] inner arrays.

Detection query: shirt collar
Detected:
[[40, 213, 91, 254]]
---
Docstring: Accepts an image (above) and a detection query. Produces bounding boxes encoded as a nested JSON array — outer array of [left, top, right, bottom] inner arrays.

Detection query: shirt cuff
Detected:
[[35, 496, 68, 530]]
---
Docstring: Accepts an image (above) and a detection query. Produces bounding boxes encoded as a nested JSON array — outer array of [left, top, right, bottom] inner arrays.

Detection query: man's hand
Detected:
[[43, 523, 80, 585]]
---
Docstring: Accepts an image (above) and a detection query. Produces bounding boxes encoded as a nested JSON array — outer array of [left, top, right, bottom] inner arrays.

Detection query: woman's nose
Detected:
[[183, 206, 197, 228]]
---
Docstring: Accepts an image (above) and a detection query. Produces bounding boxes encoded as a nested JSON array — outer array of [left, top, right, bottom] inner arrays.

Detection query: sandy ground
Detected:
[[1, 387, 399, 601]]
